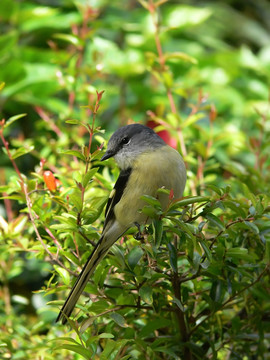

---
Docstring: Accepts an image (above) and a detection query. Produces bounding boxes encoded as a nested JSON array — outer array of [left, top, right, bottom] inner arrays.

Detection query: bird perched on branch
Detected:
[[57, 123, 186, 324]]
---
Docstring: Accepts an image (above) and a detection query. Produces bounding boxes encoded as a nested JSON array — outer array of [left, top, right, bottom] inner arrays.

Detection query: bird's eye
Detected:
[[121, 137, 130, 145]]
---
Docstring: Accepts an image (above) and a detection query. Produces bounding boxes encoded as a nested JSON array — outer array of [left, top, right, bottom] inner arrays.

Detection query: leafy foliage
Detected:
[[1, 0, 270, 359]]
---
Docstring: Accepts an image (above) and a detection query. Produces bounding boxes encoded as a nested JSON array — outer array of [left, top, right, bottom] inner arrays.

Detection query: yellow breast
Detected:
[[114, 145, 186, 227]]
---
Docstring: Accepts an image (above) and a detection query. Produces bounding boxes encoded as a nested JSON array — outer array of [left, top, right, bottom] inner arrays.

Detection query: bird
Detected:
[[56, 123, 186, 324]]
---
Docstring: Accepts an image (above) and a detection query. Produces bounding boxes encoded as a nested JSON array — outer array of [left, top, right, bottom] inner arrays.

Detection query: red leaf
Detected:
[[146, 120, 177, 149], [43, 171, 57, 191]]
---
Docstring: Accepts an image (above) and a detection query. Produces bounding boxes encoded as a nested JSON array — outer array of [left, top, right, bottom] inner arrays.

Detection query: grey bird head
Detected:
[[101, 124, 165, 170]]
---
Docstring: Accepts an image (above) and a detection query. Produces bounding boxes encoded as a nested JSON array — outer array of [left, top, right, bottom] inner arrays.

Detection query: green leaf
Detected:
[[162, 70, 173, 88], [110, 312, 126, 327], [199, 239, 212, 261], [99, 339, 128, 360], [153, 219, 163, 247], [205, 213, 225, 230], [4, 113, 27, 129], [139, 285, 153, 305], [156, 187, 170, 196], [54, 214, 77, 226], [166, 6, 212, 29], [82, 167, 99, 188], [241, 183, 257, 207], [54, 337, 81, 345], [140, 195, 161, 207], [164, 51, 197, 64], [205, 184, 223, 195], [109, 244, 126, 269], [69, 190, 83, 211], [192, 251, 202, 271], [98, 333, 115, 339], [140, 319, 172, 338], [198, 221, 206, 232], [210, 280, 223, 303], [65, 119, 80, 124], [56, 344, 91, 359], [0, 195, 24, 201], [54, 265, 70, 285], [61, 149, 86, 161], [53, 33, 82, 46], [127, 246, 144, 270], [50, 223, 77, 231], [244, 221, 259, 234], [223, 200, 247, 218], [172, 297, 185, 312], [89, 300, 111, 314], [226, 247, 249, 259], [141, 205, 161, 218], [167, 242, 178, 272], [0, 31, 18, 55], [167, 217, 196, 240], [51, 213, 78, 231], [182, 113, 205, 128], [82, 199, 107, 224], [0, 185, 10, 192], [168, 196, 210, 211], [10, 145, 34, 159]]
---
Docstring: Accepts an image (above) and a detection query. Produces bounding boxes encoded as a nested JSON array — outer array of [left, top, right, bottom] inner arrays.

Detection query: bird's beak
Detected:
[[101, 150, 114, 161]]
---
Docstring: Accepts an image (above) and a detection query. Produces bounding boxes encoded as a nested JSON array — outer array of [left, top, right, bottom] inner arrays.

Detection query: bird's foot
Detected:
[[134, 222, 144, 240]]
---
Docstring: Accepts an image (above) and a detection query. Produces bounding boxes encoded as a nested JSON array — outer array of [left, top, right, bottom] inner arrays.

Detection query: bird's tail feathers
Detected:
[[56, 234, 114, 324]]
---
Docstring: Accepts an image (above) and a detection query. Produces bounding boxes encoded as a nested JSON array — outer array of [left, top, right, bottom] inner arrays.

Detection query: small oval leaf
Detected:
[[127, 246, 144, 270]]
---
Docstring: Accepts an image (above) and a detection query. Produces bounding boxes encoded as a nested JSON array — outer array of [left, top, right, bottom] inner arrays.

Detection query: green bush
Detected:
[[0, 1, 270, 359]]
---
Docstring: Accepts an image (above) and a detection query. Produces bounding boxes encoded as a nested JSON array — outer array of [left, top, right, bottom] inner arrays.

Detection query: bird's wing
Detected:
[[103, 167, 132, 229]]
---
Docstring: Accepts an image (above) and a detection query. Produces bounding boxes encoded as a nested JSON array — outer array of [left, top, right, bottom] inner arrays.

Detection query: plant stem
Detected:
[[171, 270, 192, 359]]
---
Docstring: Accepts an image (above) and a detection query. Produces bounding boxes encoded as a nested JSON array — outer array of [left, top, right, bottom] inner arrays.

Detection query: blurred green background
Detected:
[[0, 0, 270, 359], [1, 0, 270, 179]]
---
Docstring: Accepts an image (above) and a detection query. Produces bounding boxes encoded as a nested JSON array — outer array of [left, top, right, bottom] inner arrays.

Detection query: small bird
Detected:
[[56, 123, 186, 324]]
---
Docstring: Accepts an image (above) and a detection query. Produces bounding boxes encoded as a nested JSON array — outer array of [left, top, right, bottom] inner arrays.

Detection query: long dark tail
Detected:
[[56, 234, 113, 324]]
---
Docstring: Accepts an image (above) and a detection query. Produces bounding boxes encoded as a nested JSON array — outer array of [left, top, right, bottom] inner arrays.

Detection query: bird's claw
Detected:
[[134, 222, 144, 240]]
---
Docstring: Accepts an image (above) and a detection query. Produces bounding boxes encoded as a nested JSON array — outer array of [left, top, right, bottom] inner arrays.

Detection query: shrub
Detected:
[[0, 1, 270, 359]]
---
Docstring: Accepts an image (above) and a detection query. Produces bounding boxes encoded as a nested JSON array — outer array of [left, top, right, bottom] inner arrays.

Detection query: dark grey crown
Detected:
[[108, 123, 165, 149]]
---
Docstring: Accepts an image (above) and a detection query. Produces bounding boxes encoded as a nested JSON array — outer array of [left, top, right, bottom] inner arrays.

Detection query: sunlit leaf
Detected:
[[82, 168, 99, 188], [54, 265, 70, 286], [4, 113, 27, 129], [10, 145, 34, 159], [168, 196, 210, 211], [53, 33, 82, 46], [61, 150, 86, 161]]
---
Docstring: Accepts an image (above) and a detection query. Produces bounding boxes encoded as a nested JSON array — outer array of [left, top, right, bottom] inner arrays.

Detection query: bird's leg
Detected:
[[134, 222, 144, 240]]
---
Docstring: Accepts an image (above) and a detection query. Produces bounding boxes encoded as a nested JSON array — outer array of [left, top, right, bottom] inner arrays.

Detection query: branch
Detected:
[[169, 236, 192, 358]]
